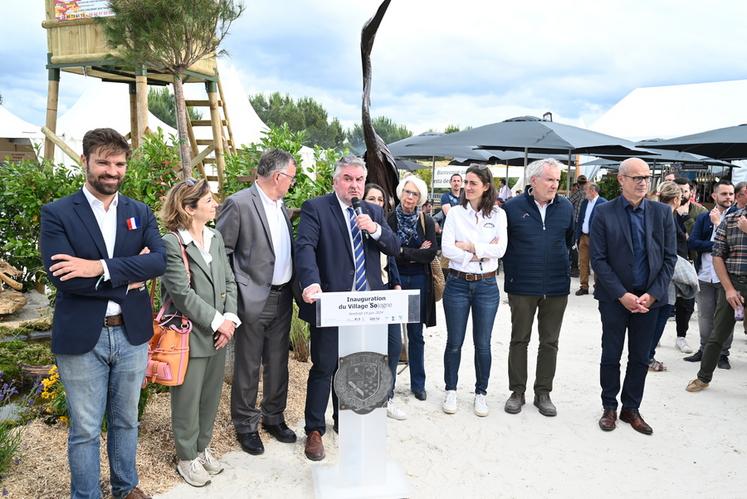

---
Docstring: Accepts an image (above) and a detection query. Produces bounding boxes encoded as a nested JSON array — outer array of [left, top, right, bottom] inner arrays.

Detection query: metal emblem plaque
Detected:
[[334, 351, 392, 415]]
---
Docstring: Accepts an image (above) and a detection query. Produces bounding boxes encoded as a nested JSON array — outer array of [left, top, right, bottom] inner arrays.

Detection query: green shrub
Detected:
[[0, 340, 54, 387], [0, 159, 83, 289]]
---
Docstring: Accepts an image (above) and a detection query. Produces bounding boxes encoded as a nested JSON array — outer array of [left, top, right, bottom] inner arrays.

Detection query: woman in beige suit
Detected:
[[159, 179, 239, 487]]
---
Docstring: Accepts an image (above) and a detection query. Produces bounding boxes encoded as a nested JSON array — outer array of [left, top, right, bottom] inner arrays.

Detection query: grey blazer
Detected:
[[215, 184, 294, 322], [160, 230, 238, 358]]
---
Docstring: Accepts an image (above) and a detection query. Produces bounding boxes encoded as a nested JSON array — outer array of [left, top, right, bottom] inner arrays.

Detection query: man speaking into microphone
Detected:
[[295, 155, 400, 461]]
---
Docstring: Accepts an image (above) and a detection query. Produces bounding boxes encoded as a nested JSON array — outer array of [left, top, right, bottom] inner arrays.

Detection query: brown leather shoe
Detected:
[[124, 487, 151, 499], [598, 408, 617, 431], [619, 408, 653, 435], [305, 431, 325, 461]]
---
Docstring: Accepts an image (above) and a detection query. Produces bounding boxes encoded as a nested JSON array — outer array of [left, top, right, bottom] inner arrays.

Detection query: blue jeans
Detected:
[[56, 326, 148, 499], [442, 274, 499, 395], [387, 323, 402, 398], [399, 272, 428, 393], [649, 303, 673, 361]]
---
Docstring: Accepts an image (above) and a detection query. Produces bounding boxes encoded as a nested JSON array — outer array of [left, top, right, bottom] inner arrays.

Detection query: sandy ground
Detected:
[[154, 274, 747, 498]]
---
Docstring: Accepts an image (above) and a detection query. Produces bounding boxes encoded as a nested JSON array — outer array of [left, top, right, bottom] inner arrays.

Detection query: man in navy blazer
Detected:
[[590, 158, 676, 436], [296, 155, 399, 461], [574, 182, 606, 296], [40, 128, 165, 499]]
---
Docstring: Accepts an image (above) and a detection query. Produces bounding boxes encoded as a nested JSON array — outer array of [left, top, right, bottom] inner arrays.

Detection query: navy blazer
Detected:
[[688, 211, 716, 272], [590, 196, 676, 307], [295, 193, 400, 325], [575, 195, 607, 242], [40, 189, 166, 354]]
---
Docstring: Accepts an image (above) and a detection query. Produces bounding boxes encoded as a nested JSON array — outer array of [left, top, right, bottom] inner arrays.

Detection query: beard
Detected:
[[681, 196, 689, 205], [86, 168, 123, 195]]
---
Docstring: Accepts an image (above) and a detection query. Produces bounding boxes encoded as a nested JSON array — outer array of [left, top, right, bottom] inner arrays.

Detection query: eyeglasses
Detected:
[[622, 175, 652, 184], [402, 189, 420, 198], [277, 171, 296, 186]]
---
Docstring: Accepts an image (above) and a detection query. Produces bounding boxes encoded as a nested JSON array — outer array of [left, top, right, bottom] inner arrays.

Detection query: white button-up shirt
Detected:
[[82, 186, 121, 317], [697, 211, 726, 284], [581, 195, 600, 235], [177, 227, 241, 331], [442, 203, 508, 273], [256, 184, 293, 285]]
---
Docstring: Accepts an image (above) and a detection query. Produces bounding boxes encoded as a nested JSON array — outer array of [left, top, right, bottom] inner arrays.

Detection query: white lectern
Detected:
[[312, 289, 419, 499]]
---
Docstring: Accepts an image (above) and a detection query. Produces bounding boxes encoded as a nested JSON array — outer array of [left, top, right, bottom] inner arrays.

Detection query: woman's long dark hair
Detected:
[[364, 182, 392, 215], [460, 164, 497, 217]]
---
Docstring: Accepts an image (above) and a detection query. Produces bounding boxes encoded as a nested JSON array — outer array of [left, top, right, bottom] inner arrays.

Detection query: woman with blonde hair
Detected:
[[159, 179, 240, 487], [387, 174, 438, 402]]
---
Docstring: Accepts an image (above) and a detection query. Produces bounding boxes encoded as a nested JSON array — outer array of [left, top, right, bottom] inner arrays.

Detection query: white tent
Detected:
[[0, 104, 43, 161], [55, 82, 177, 167], [592, 80, 747, 141]]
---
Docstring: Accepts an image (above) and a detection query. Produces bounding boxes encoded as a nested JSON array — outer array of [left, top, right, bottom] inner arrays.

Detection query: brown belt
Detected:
[[104, 314, 124, 327], [449, 269, 497, 282]]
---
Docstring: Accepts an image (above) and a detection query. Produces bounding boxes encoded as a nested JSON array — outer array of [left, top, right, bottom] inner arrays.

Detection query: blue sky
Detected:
[[2, 0, 747, 135]]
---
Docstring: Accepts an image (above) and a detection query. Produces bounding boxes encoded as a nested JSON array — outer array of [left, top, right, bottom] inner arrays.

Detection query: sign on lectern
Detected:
[[312, 289, 419, 499]]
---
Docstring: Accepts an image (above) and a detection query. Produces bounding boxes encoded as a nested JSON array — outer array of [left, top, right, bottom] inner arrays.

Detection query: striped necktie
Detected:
[[348, 207, 368, 291]]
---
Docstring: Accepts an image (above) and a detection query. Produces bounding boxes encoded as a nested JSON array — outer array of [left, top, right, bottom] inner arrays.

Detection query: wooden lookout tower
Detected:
[[42, 0, 237, 192]]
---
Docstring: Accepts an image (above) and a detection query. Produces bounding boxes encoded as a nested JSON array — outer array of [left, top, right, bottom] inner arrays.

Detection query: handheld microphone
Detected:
[[350, 197, 369, 239]]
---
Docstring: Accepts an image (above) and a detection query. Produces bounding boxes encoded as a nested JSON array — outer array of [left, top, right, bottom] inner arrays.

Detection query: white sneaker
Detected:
[[676, 337, 693, 354], [198, 447, 224, 475], [177, 457, 211, 487], [386, 399, 408, 420], [442, 390, 458, 414], [474, 394, 489, 417]]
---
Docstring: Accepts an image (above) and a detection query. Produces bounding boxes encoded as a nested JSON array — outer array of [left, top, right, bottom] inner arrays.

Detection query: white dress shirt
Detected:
[[442, 204, 508, 273], [82, 185, 121, 317], [581, 195, 600, 235], [177, 227, 241, 331], [697, 211, 726, 284], [256, 184, 293, 285]]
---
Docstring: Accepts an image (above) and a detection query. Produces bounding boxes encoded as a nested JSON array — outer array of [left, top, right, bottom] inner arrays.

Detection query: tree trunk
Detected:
[[172, 74, 192, 179]]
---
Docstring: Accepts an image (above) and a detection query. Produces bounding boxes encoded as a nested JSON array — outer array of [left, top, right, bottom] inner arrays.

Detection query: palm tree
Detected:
[[103, 0, 244, 178]]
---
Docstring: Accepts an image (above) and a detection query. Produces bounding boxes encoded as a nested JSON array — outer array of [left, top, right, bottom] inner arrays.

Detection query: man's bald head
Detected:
[[619, 157, 649, 176]]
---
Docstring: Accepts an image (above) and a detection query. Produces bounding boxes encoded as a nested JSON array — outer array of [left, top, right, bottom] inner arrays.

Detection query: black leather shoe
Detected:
[[263, 422, 297, 443], [683, 350, 703, 362], [412, 390, 427, 401], [574, 288, 589, 296], [619, 408, 653, 435], [237, 431, 264, 455], [718, 355, 731, 370], [598, 408, 617, 431], [533, 393, 557, 417]]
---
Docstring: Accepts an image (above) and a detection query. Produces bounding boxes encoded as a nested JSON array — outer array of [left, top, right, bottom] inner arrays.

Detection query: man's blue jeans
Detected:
[[56, 325, 147, 499], [443, 274, 499, 395]]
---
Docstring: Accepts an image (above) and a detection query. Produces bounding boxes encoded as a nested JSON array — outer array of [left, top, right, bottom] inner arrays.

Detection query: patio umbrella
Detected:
[[637, 126, 747, 160], [420, 116, 649, 190], [394, 158, 428, 172]]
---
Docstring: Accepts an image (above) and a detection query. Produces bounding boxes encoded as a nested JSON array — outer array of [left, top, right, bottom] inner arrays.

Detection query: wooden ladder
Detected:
[[184, 78, 236, 194]]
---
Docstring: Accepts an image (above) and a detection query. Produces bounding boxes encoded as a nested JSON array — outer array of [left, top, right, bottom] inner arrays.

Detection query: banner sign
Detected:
[[316, 290, 420, 327], [55, 0, 115, 21]]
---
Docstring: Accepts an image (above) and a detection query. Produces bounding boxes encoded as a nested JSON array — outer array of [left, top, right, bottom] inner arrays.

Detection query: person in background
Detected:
[[591, 158, 676, 435], [387, 175, 437, 403], [575, 182, 606, 296], [364, 183, 407, 420], [40, 128, 166, 499], [422, 199, 441, 234], [567, 175, 588, 278], [671, 177, 707, 354], [646, 181, 686, 373], [441, 164, 507, 417], [502, 158, 574, 418], [215, 150, 298, 457], [159, 179, 239, 487], [440, 173, 463, 216], [686, 180, 735, 368], [498, 177, 513, 201]]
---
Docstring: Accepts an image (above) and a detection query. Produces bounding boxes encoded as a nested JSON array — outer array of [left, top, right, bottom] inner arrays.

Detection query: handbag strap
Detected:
[[151, 231, 192, 322]]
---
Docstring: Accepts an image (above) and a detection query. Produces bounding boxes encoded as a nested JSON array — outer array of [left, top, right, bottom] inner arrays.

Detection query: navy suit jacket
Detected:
[[295, 193, 400, 325], [575, 195, 607, 242], [688, 211, 716, 272], [590, 196, 676, 307], [40, 189, 166, 354]]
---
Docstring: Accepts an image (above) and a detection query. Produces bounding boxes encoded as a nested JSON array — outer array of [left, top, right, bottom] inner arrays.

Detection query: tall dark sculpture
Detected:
[[361, 0, 400, 206]]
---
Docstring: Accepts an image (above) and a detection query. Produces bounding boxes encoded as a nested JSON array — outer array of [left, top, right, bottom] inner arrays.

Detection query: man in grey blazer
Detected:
[[216, 149, 297, 455]]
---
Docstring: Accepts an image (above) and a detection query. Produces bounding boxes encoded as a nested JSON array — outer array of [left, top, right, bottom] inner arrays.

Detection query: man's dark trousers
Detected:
[[698, 276, 747, 383], [304, 325, 339, 435], [599, 300, 661, 409]]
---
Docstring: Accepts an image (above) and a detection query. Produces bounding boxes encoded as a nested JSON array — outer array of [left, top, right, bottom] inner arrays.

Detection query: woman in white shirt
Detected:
[[440, 164, 508, 417]]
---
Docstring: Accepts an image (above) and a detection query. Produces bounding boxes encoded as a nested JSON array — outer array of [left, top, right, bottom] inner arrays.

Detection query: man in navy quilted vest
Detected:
[[501, 158, 575, 418]]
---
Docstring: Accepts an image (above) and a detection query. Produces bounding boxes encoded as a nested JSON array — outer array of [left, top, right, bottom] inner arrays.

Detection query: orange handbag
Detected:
[[144, 233, 192, 386]]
